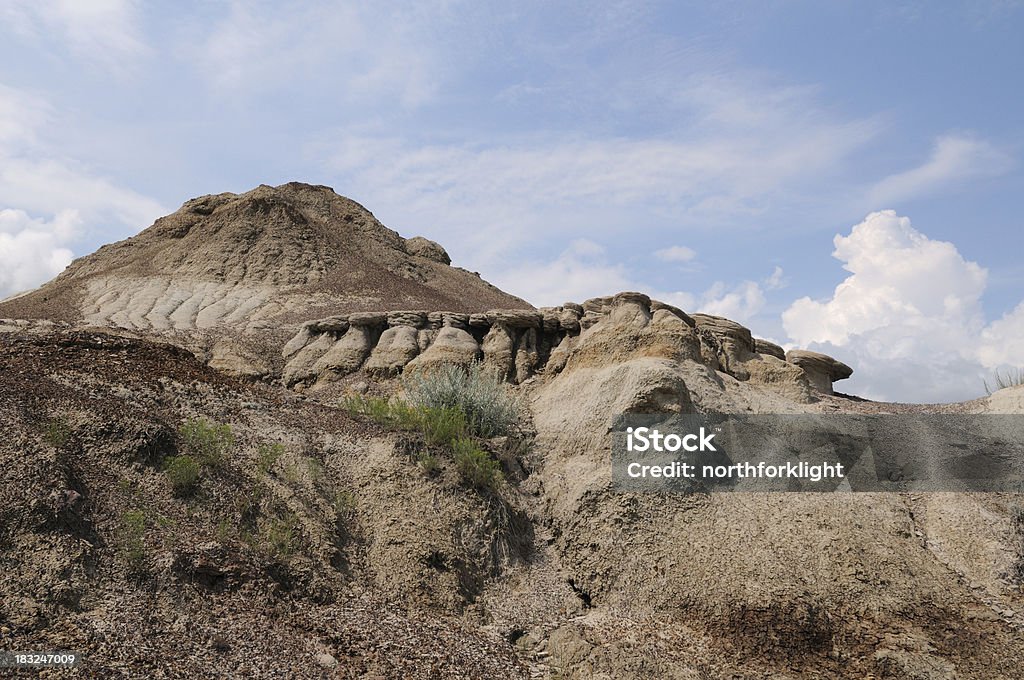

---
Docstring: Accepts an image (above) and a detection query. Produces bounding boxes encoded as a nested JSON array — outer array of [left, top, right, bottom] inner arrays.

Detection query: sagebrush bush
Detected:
[[165, 455, 201, 496], [256, 443, 284, 476], [403, 362, 521, 438], [343, 394, 468, 445], [453, 436, 502, 490], [179, 418, 234, 467], [120, 509, 147, 574]]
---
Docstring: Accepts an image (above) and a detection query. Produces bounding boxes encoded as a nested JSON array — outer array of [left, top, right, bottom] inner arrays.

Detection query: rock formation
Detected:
[[4, 186, 1021, 679], [0, 183, 529, 331]]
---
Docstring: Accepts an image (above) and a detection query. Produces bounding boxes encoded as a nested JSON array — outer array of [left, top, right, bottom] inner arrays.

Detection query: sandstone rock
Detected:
[[347, 311, 386, 327], [609, 291, 652, 328], [558, 307, 582, 333], [405, 327, 481, 372], [312, 325, 380, 377], [486, 309, 543, 328], [365, 325, 420, 376], [386, 310, 427, 328], [514, 327, 540, 383], [283, 332, 336, 386], [691, 314, 755, 378], [561, 301, 583, 314], [786, 349, 853, 394], [309, 316, 349, 334], [427, 311, 445, 329], [546, 334, 575, 374], [650, 299, 695, 327], [743, 354, 814, 403], [281, 326, 314, 358], [416, 328, 438, 352], [612, 291, 651, 307], [482, 324, 516, 381], [754, 338, 786, 360], [405, 236, 451, 265], [582, 296, 612, 314], [468, 313, 489, 328], [441, 312, 470, 329]]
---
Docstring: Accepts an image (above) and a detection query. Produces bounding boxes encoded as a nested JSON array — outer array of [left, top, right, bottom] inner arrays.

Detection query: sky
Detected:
[[1, 0, 1022, 403]]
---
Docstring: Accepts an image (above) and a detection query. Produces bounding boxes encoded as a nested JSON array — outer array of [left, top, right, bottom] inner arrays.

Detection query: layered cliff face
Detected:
[[0, 182, 528, 330], [279, 292, 827, 405]]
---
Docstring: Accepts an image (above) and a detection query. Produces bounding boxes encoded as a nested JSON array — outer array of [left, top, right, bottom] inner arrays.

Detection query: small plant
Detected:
[[263, 514, 298, 559], [165, 455, 201, 496], [417, 452, 441, 477], [179, 418, 234, 467], [403, 362, 521, 437], [120, 509, 147, 574], [306, 457, 324, 482], [333, 490, 357, 519], [452, 437, 502, 491], [256, 443, 285, 476], [418, 406, 467, 447], [43, 417, 71, 448], [282, 461, 301, 484]]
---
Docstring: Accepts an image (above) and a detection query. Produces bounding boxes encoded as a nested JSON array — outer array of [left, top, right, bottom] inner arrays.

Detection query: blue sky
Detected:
[[1, 1, 1022, 402]]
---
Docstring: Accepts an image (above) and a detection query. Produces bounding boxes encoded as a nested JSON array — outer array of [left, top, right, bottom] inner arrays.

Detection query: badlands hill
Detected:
[[2, 186, 1023, 678], [0, 182, 527, 329]]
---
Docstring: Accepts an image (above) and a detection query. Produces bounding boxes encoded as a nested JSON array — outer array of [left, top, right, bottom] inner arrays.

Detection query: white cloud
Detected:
[[764, 265, 786, 290], [186, 2, 443, 107], [659, 271, 780, 328], [1, 0, 148, 72], [490, 239, 639, 306], [654, 245, 697, 263], [868, 134, 1013, 206], [0, 209, 79, 298], [0, 82, 165, 297], [782, 210, 1023, 402]]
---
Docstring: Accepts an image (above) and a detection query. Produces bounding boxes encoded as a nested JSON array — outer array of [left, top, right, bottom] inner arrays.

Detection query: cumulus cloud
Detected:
[[490, 239, 639, 306], [0, 209, 79, 298], [0, 82, 165, 296], [783, 210, 1024, 402], [868, 134, 1014, 206]]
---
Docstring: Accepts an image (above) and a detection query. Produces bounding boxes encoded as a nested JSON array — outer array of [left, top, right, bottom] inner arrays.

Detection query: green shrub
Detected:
[[985, 368, 1024, 395], [418, 406, 467, 447], [452, 437, 502, 490], [264, 514, 298, 559], [256, 443, 285, 476], [417, 452, 441, 477], [179, 418, 234, 467], [344, 394, 467, 447], [43, 417, 71, 448], [120, 509, 147, 574], [403, 362, 521, 437], [165, 455, 201, 496]]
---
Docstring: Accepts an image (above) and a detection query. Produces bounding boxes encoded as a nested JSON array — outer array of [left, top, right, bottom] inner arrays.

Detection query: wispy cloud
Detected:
[[1, 0, 148, 73], [868, 134, 1014, 206], [183, 1, 447, 107]]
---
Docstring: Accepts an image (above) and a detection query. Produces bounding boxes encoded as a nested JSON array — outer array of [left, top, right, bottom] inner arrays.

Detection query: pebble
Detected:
[[316, 652, 338, 668]]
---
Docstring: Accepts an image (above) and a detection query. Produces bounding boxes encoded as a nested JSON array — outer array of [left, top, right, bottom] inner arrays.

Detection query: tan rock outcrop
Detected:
[[785, 349, 853, 394], [405, 326, 481, 372]]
